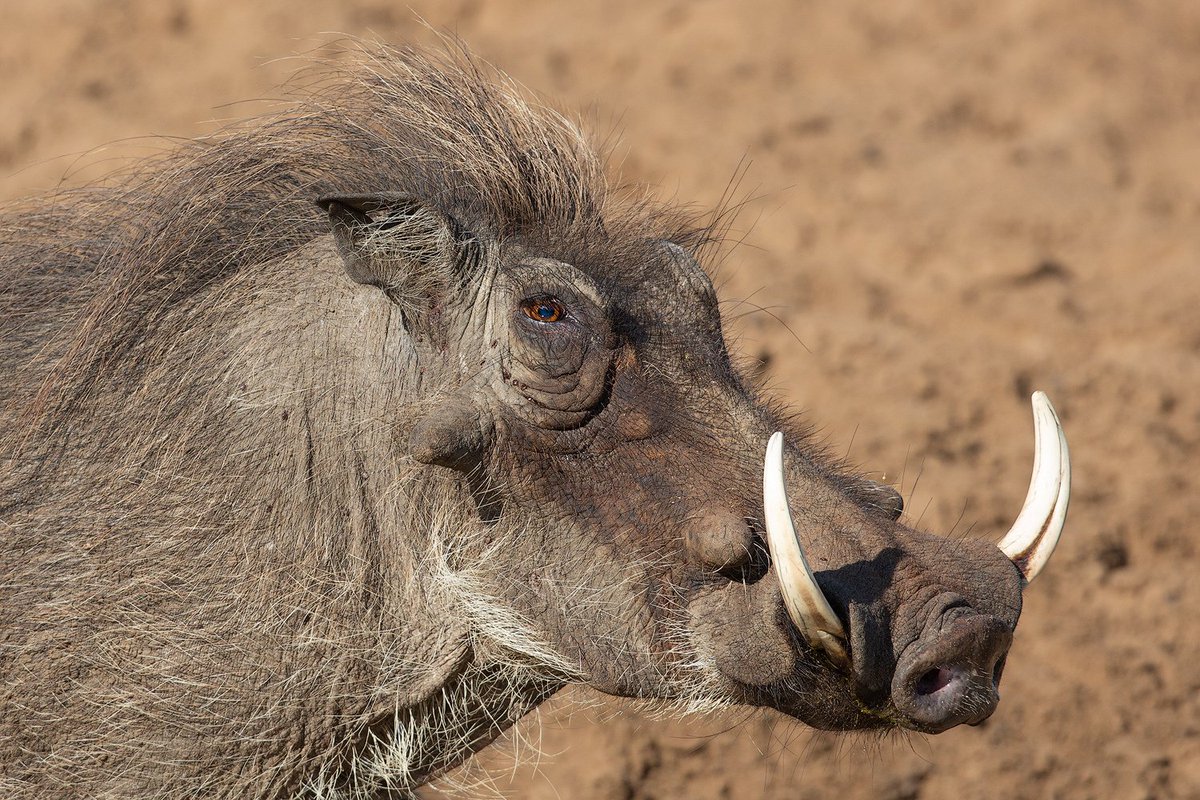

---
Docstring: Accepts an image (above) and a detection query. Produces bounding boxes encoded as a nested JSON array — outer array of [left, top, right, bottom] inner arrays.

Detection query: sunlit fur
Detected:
[[0, 41, 722, 796]]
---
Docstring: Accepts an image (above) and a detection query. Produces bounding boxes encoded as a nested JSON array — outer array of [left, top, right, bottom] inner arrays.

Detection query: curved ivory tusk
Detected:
[[763, 432, 850, 669], [998, 392, 1071, 584]]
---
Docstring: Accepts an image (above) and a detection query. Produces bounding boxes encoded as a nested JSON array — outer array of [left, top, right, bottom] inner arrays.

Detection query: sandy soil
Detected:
[[3, 2, 1199, 798]]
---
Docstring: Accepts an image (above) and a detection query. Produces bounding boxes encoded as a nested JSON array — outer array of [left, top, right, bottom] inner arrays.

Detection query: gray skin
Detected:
[[0, 48, 1025, 798]]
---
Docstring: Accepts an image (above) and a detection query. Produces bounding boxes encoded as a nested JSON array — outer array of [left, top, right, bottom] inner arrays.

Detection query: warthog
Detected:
[[0, 44, 1070, 797]]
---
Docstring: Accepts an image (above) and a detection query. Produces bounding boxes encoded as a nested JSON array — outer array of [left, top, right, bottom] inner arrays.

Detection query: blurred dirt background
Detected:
[[3, 2, 1199, 798]]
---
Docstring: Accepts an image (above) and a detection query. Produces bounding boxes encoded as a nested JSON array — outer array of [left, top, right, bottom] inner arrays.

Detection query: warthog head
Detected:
[[0, 43, 1069, 793], [312, 183, 1068, 734]]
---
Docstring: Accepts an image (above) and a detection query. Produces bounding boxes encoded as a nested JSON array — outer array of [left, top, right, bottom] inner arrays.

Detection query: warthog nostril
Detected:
[[914, 666, 955, 696], [891, 614, 1012, 733]]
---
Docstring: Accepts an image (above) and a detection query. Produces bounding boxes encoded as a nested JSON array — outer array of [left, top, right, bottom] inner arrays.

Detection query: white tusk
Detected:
[[763, 432, 850, 669], [998, 392, 1071, 584]]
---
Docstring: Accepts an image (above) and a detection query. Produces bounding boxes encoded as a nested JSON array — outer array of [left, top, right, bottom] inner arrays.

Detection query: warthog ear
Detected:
[[315, 193, 462, 291]]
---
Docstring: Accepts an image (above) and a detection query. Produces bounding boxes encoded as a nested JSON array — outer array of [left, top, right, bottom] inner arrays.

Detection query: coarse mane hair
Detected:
[[0, 43, 724, 794], [0, 40, 708, 444]]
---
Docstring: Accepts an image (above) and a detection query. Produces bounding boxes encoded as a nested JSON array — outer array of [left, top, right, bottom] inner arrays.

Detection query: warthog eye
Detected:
[[521, 296, 567, 323]]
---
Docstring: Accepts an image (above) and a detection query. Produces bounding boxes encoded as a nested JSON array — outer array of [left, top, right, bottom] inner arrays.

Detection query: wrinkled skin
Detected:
[[0, 50, 1034, 798], [326, 194, 1024, 732]]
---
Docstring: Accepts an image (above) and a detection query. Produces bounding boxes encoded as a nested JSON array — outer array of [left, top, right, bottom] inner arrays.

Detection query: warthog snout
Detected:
[[892, 612, 1013, 733]]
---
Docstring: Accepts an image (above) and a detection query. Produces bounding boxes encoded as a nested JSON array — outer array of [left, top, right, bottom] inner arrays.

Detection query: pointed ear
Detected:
[[315, 193, 463, 290]]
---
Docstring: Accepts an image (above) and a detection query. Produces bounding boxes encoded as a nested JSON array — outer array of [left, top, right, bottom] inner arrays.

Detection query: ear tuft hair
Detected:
[[316, 192, 462, 291]]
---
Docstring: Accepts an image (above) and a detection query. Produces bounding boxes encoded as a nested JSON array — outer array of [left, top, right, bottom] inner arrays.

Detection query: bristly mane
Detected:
[[0, 41, 709, 441], [1, 43, 715, 794]]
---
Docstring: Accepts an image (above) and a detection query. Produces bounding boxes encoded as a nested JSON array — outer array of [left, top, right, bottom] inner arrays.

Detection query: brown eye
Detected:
[[521, 297, 566, 323]]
